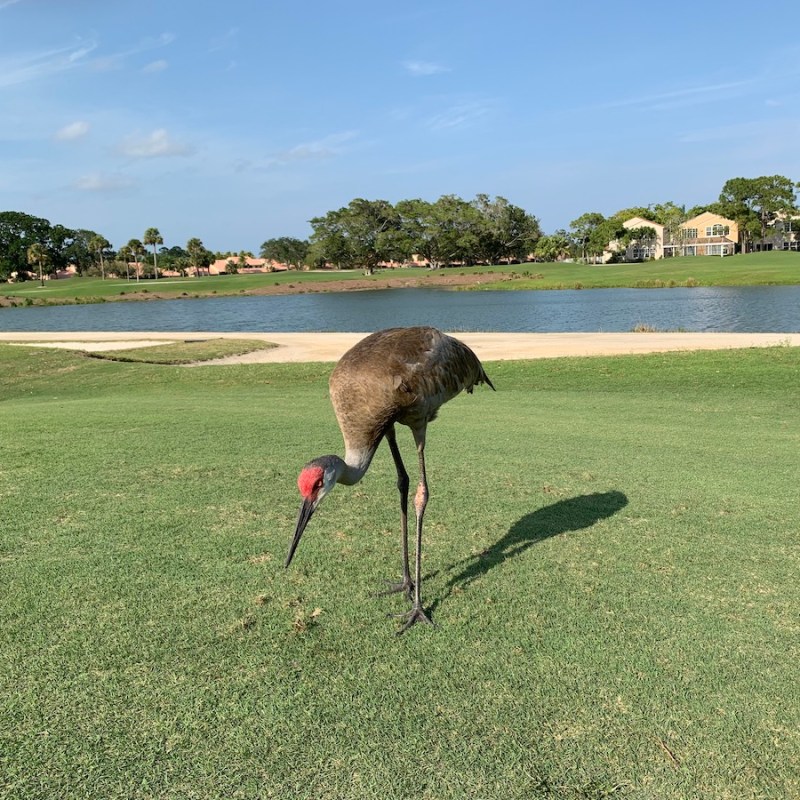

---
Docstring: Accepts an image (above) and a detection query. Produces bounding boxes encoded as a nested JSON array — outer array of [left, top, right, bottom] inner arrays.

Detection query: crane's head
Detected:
[[286, 456, 341, 567]]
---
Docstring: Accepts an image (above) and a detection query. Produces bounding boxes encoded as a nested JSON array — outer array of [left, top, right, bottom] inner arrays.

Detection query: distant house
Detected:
[[752, 212, 800, 252], [605, 216, 666, 261], [605, 211, 740, 260], [665, 211, 738, 257], [53, 265, 79, 280], [205, 257, 289, 276]]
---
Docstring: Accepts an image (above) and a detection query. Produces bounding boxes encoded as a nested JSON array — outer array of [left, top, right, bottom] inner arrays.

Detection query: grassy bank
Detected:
[[474, 250, 800, 291], [1, 343, 799, 798], [0, 269, 371, 308], [2, 251, 798, 307], [84, 338, 276, 365]]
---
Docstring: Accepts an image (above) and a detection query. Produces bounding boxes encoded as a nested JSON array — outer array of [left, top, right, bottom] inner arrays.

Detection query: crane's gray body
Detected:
[[329, 326, 493, 477]]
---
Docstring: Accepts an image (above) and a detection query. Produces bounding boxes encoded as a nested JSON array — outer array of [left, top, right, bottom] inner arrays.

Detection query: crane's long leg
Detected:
[[397, 425, 435, 634], [378, 425, 413, 601]]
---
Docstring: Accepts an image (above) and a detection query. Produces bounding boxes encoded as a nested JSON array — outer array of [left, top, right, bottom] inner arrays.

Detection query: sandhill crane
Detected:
[[286, 326, 495, 633]]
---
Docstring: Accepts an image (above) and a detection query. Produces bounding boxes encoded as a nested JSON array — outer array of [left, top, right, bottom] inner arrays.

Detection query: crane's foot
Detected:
[[391, 604, 435, 635], [376, 578, 414, 602]]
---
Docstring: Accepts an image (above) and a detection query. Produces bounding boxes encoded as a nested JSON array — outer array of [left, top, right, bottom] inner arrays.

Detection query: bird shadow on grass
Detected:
[[431, 491, 628, 615]]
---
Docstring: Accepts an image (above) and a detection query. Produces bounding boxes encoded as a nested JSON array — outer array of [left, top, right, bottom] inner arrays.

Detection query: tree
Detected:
[[647, 202, 687, 257], [89, 234, 111, 280], [63, 229, 101, 276], [123, 238, 144, 281], [619, 226, 658, 259], [174, 255, 192, 277], [143, 227, 163, 279], [186, 237, 212, 277], [117, 244, 133, 280], [718, 175, 799, 251], [47, 224, 75, 276], [471, 194, 541, 264], [26, 242, 49, 286], [309, 199, 402, 274], [569, 212, 606, 262], [395, 198, 439, 267], [533, 229, 572, 262], [0, 211, 51, 280], [396, 195, 483, 268], [260, 237, 309, 270], [613, 206, 651, 222], [156, 245, 189, 275]]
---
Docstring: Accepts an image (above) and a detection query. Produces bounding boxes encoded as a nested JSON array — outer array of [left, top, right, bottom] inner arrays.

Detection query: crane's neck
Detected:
[[337, 445, 378, 486]]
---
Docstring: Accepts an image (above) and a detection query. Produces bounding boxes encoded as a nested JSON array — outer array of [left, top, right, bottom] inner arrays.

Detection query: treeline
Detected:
[[0, 212, 108, 282], [3, 175, 797, 281], [260, 177, 797, 271], [0, 214, 224, 281], [293, 194, 542, 273], [258, 176, 799, 271]]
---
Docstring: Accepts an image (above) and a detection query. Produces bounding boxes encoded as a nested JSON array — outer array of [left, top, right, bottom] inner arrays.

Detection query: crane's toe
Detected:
[[376, 579, 414, 602], [391, 604, 435, 634]]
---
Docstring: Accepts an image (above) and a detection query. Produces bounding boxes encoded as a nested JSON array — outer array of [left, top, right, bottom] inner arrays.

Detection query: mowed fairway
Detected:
[[1, 342, 799, 799]]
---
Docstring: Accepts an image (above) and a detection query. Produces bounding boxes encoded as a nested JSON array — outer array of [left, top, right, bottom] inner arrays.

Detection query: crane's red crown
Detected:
[[298, 465, 325, 499]]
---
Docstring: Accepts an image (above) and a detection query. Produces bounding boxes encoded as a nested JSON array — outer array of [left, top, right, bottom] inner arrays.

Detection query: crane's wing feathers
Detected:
[[329, 327, 493, 451]]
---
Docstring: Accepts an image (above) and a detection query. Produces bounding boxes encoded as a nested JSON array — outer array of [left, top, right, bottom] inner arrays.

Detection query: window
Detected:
[[706, 224, 729, 237], [684, 228, 698, 239], [706, 245, 731, 256]]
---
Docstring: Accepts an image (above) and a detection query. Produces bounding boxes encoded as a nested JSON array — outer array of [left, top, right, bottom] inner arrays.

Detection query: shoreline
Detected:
[[2, 331, 799, 363], [0, 271, 518, 308]]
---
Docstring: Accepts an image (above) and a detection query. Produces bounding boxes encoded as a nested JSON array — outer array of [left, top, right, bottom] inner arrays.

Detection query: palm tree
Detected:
[[117, 245, 134, 280], [26, 243, 49, 287], [89, 235, 111, 280], [125, 238, 144, 281], [186, 237, 206, 277], [143, 227, 163, 280]]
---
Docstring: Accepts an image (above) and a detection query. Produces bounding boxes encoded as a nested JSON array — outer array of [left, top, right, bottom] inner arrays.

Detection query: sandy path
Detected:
[[2, 331, 799, 363]]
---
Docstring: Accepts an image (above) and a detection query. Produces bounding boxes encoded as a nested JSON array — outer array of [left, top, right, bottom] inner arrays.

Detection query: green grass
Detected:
[[85, 338, 276, 365], [0, 268, 409, 303], [1, 343, 799, 798], [3, 251, 799, 306], [474, 250, 800, 291]]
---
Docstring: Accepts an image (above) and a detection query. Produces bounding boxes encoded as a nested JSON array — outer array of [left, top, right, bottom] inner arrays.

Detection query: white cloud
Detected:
[[142, 59, 168, 74], [403, 59, 449, 77], [74, 172, 133, 192], [110, 32, 175, 62], [259, 131, 358, 168], [0, 39, 97, 88], [284, 134, 353, 160], [55, 120, 90, 141], [426, 101, 491, 131], [91, 32, 176, 73], [599, 79, 755, 113], [118, 128, 193, 158], [0, 0, 23, 9]]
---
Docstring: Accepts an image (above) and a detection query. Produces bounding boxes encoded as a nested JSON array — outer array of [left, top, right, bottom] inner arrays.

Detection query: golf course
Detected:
[[2, 336, 798, 798]]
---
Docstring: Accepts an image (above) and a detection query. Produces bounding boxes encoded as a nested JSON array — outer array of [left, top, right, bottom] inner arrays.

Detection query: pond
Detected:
[[1, 285, 799, 333]]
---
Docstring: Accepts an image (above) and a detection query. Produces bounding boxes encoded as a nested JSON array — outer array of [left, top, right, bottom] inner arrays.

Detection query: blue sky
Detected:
[[1, 0, 798, 253]]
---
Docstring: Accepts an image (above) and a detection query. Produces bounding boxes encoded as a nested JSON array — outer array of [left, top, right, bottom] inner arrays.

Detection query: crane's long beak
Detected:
[[286, 499, 314, 567]]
